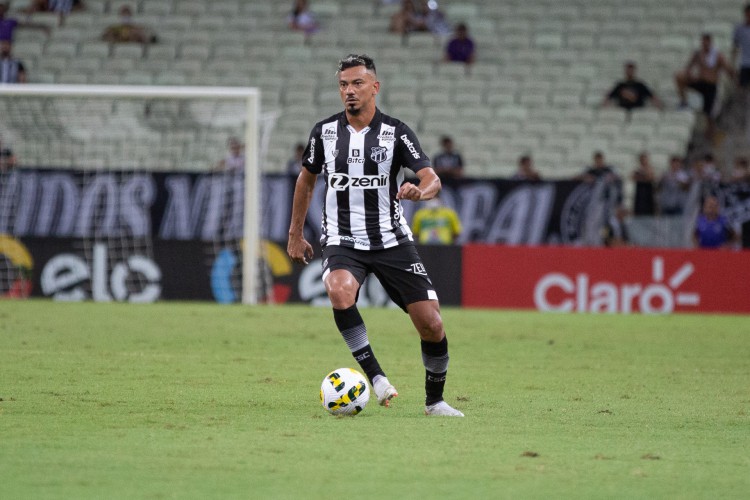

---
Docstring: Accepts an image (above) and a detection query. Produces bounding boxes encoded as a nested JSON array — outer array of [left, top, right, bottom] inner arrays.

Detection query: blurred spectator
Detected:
[[390, 0, 427, 35], [390, 0, 449, 36], [411, 196, 462, 244], [0, 39, 26, 83], [631, 151, 657, 215], [287, 0, 319, 36], [657, 155, 691, 215], [101, 5, 155, 44], [577, 151, 620, 183], [0, 135, 16, 171], [213, 136, 244, 172], [511, 154, 541, 181], [729, 156, 750, 183], [443, 23, 475, 65], [732, 3, 750, 88], [21, 0, 82, 26], [704, 152, 721, 177], [432, 135, 463, 178], [420, 0, 451, 36], [286, 142, 305, 174], [0, 1, 18, 41], [693, 195, 737, 248], [693, 153, 722, 183], [0, 1, 50, 41], [577, 151, 622, 203], [674, 33, 734, 135], [601, 205, 630, 247], [602, 61, 663, 111]]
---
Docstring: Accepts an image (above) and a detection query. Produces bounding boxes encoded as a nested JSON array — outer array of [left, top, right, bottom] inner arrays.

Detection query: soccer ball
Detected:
[[320, 367, 370, 415]]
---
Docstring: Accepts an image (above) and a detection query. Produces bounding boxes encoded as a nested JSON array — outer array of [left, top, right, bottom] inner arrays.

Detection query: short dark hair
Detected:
[[338, 54, 376, 74]]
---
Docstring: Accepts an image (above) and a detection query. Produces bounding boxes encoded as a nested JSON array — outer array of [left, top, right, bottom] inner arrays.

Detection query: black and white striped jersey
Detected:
[[303, 108, 431, 250]]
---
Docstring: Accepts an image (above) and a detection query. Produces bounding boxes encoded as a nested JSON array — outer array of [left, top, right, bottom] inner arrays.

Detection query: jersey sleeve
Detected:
[[395, 122, 431, 172], [302, 123, 325, 174]]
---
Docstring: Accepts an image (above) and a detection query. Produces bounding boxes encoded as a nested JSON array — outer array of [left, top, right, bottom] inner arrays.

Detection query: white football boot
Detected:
[[425, 401, 464, 417], [372, 376, 398, 407]]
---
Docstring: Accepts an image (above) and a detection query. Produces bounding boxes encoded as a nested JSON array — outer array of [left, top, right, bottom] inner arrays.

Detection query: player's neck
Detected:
[[346, 106, 376, 132]]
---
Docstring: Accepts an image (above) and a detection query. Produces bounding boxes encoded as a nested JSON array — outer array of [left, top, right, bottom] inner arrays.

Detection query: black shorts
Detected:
[[687, 80, 718, 115], [321, 244, 438, 312], [740, 67, 750, 87]]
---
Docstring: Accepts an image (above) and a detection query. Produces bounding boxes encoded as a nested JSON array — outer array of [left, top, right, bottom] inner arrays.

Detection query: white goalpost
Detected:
[[0, 84, 264, 304]]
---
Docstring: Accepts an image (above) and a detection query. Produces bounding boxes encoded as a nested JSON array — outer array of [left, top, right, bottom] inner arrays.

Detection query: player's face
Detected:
[[338, 65, 379, 115]]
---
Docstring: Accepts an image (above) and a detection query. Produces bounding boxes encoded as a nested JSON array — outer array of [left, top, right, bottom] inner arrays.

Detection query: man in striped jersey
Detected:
[[287, 54, 463, 417]]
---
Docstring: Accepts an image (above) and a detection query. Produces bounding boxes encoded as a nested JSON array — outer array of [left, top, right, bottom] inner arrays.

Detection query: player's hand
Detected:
[[287, 236, 314, 265], [397, 182, 422, 201]]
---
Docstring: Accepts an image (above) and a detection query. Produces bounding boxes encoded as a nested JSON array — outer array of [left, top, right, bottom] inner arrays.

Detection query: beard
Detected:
[[346, 103, 361, 115]]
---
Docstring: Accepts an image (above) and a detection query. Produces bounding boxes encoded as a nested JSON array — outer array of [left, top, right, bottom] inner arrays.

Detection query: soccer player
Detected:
[[287, 54, 463, 417]]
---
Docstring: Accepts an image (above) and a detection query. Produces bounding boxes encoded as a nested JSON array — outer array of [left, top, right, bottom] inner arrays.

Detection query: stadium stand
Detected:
[[0, 0, 744, 180]]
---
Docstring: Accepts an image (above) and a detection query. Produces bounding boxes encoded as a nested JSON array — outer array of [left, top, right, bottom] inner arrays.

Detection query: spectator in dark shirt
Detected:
[[432, 135, 463, 179], [631, 151, 657, 215], [577, 151, 622, 203], [511, 154, 541, 181], [0, 39, 26, 83], [0, 135, 16, 171], [444, 23, 475, 65], [602, 61, 663, 111]]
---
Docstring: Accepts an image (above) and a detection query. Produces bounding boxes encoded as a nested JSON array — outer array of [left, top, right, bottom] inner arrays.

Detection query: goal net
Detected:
[[0, 84, 268, 304]]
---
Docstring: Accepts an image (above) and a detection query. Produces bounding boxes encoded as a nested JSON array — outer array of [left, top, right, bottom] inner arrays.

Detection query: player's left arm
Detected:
[[397, 167, 441, 201]]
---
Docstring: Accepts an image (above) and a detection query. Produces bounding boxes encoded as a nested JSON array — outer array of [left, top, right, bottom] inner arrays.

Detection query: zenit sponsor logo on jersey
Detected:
[[328, 173, 389, 191], [400, 134, 421, 159], [370, 146, 388, 163]]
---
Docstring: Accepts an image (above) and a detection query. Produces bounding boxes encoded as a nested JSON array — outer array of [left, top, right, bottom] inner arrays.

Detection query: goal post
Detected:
[[0, 84, 263, 304]]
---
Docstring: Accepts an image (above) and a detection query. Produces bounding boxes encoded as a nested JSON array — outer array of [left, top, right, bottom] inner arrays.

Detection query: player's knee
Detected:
[[325, 278, 358, 309], [418, 315, 444, 342]]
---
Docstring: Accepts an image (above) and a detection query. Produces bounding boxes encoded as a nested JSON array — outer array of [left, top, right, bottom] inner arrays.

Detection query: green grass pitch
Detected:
[[1, 301, 749, 499]]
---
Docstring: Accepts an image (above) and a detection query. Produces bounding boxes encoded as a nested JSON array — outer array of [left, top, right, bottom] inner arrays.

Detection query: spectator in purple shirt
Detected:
[[0, 2, 18, 41], [444, 23, 475, 65], [693, 195, 737, 249], [1, 1, 52, 40]]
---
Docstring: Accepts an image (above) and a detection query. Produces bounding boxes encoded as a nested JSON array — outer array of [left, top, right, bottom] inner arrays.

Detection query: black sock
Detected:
[[333, 306, 385, 383], [422, 336, 449, 406]]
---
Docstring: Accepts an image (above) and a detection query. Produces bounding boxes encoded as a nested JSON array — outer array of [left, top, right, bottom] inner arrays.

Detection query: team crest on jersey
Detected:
[[370, 146, 388, 163], [332, 150, 339, 158]]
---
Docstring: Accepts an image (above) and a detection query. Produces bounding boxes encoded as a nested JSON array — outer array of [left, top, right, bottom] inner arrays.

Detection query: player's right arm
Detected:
[[287, 168, 316, 264], [288, 127, 324, 264]]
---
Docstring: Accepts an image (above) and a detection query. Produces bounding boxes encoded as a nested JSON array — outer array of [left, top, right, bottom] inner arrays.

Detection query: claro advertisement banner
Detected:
[[462, 245, 750, 314]]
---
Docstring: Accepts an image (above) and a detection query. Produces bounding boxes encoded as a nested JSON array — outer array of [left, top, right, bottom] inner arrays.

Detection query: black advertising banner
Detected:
[[2, 168, 612, 245], [14, 236, 462, 305], [20, 237, 214, 301], [4, 168, 750, 245]]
